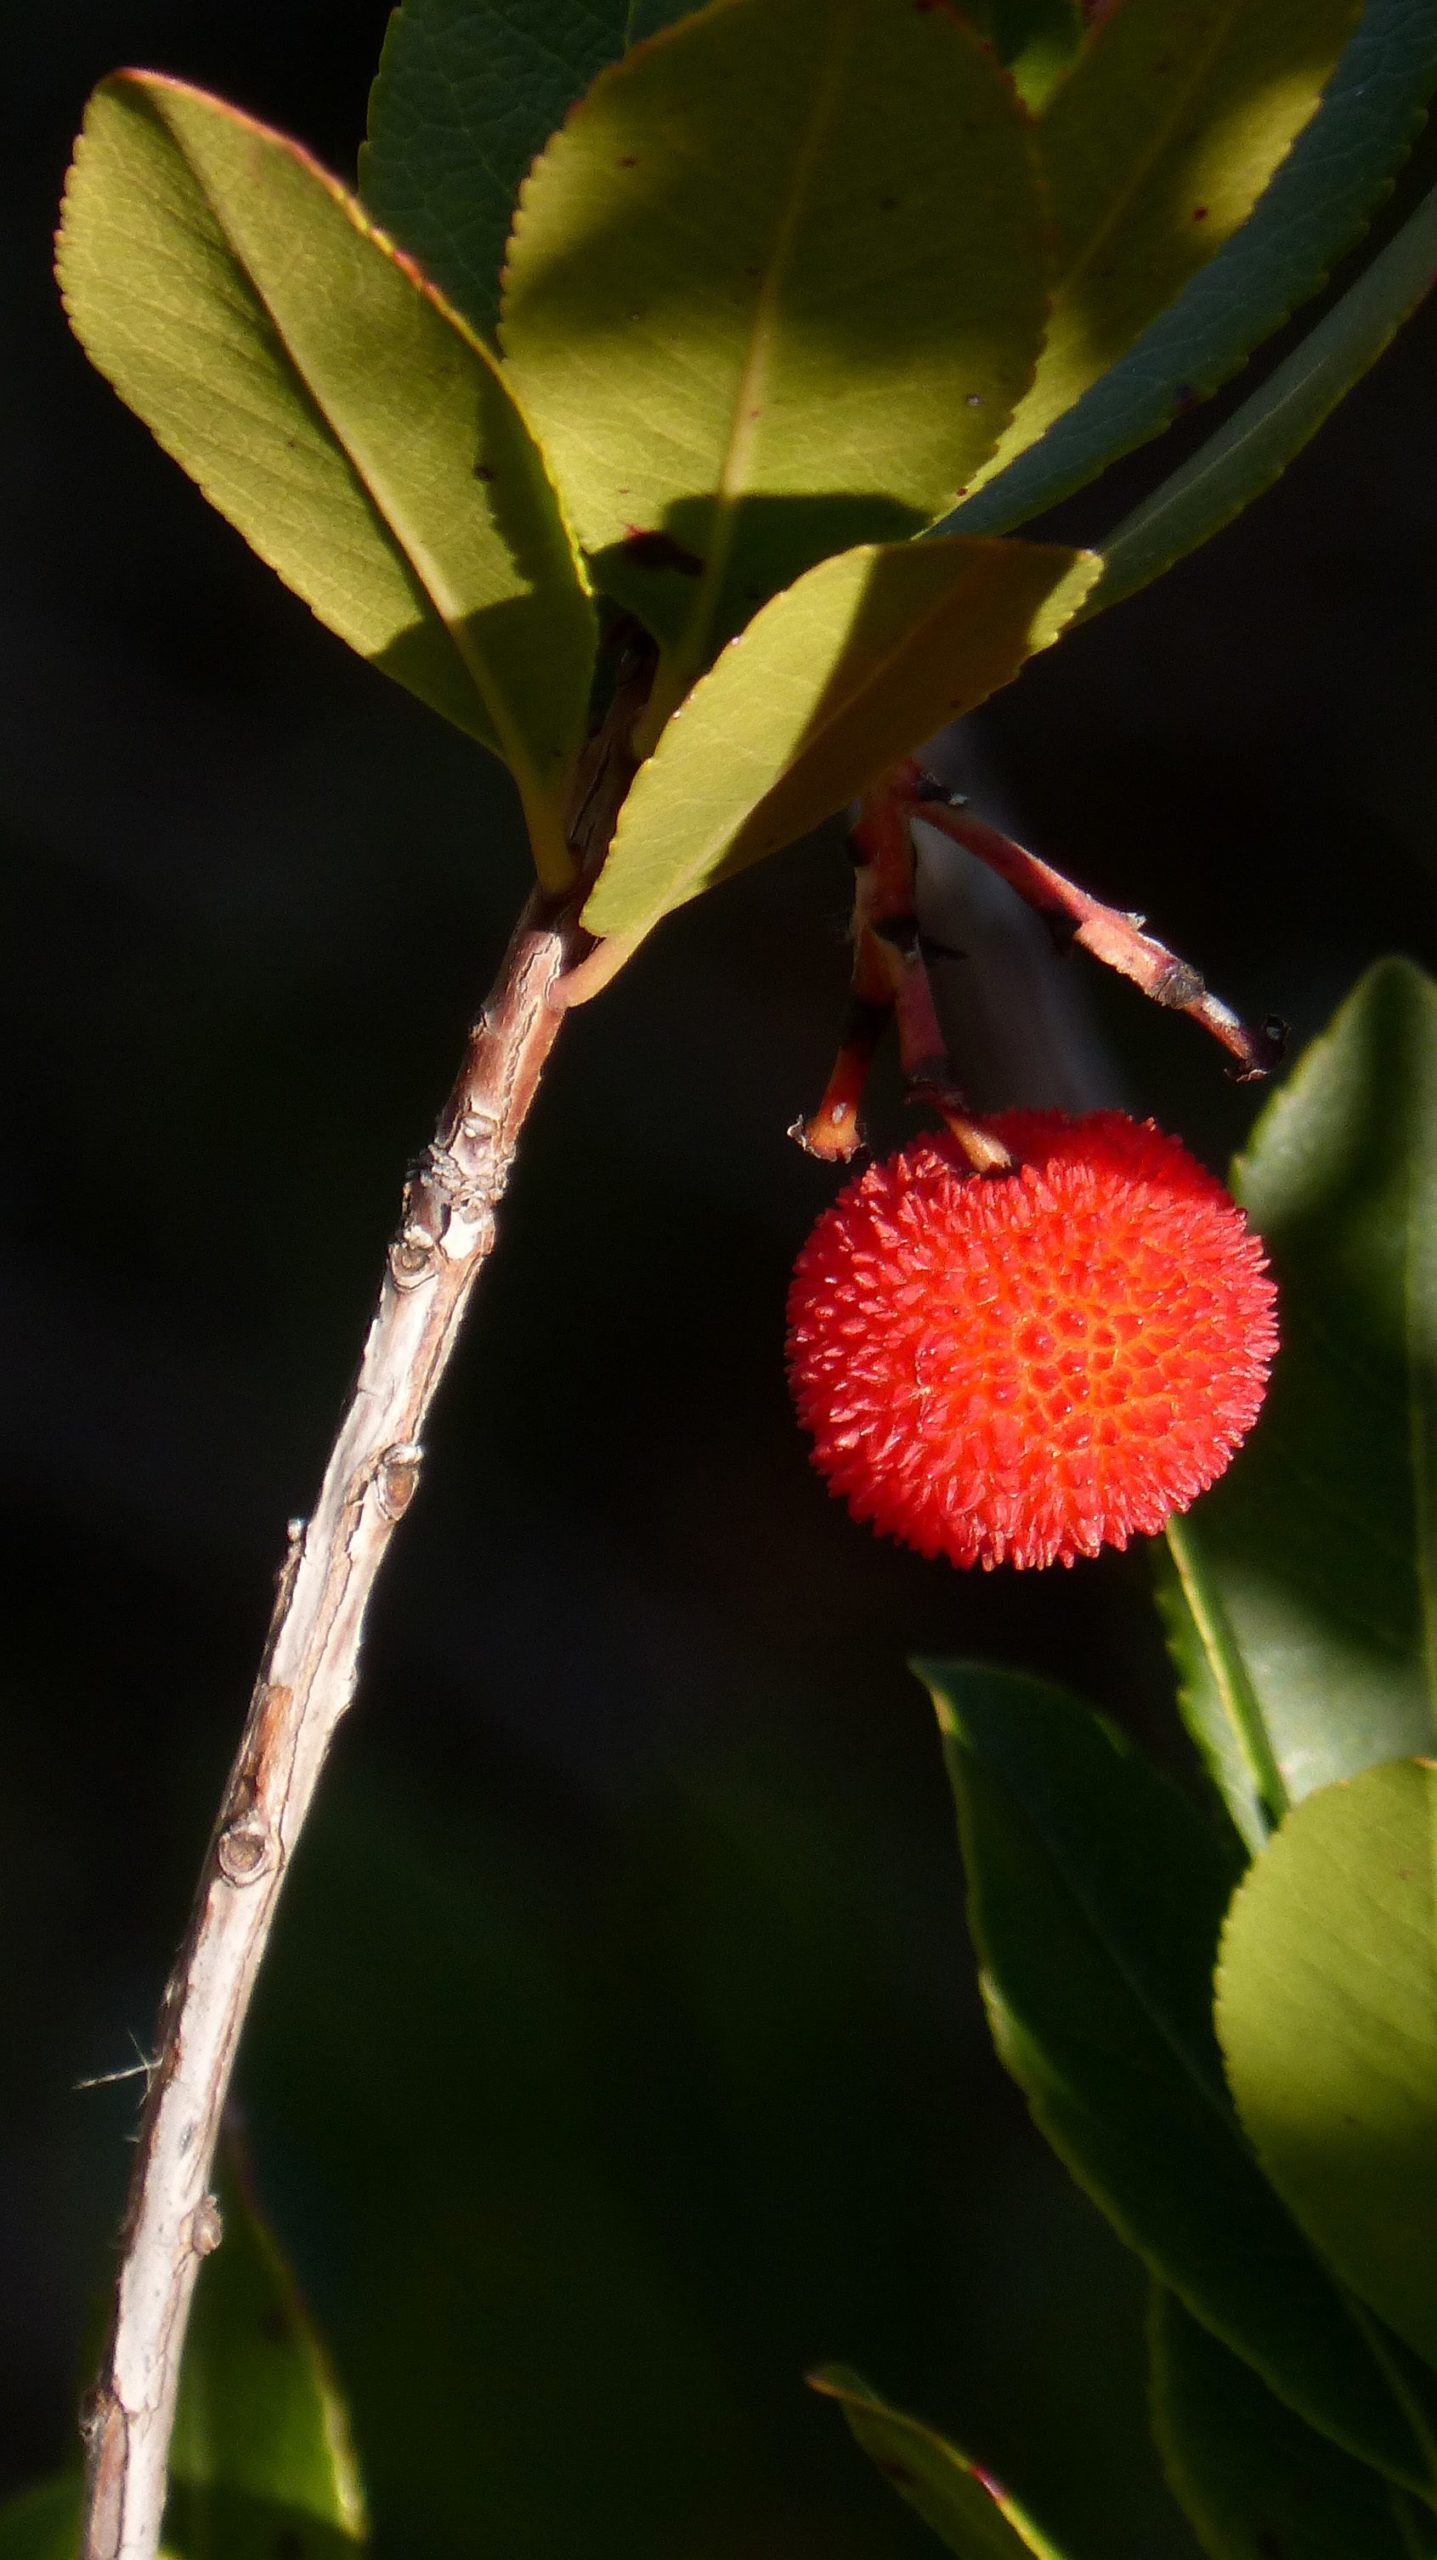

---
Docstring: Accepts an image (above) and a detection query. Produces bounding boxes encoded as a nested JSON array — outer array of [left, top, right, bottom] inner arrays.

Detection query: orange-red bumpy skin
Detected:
[[785, 1111, 1278, 1570]]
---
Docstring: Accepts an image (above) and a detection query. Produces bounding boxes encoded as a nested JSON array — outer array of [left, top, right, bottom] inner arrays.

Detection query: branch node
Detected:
[[426, 1140, 507, 1245], [215, 1817, 275, 1888], [375, 1442, 424, 1522], [78, 2386, 114, 2452], [389, 1225, 440, 1288], [910, 772, 968, 811], [188, 2195, 224, 2257], [1153, 959, 1207, 1010], [456, 1104, 502, 1146]]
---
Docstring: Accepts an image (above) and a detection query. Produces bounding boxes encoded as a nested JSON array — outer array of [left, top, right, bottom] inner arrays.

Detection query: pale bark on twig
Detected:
[[79, 649, 646, 2560], [79, 891, 577, 2559]]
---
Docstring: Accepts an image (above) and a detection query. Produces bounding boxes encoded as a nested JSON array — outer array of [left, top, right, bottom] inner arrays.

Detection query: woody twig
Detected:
[[898, 760, 1285, 1081]]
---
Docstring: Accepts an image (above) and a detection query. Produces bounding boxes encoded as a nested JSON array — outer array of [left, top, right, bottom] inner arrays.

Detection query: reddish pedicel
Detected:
[[786, 1111, 1277, 1570]]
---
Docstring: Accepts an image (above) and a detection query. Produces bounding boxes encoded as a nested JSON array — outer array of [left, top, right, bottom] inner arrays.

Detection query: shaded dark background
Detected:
[[4, 8, 1436, 2553]]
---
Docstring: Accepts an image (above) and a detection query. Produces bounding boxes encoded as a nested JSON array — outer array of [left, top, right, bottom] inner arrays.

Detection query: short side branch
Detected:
[[78, 892, 579, 2560], [905, 768, 1285, 1081]]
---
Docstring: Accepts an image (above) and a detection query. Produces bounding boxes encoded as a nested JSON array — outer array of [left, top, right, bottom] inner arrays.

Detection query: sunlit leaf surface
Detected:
[[59, 73, 595, 884], [584, 537, 1095, 947], [960, 0, 1371, 508], [501, 0, 1046, 693], [1218, 1760, 1437, 2383], [362, 0, 696, 342]]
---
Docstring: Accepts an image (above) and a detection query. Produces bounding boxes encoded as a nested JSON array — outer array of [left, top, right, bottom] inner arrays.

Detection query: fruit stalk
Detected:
[[907, 771, 1285, 1079]]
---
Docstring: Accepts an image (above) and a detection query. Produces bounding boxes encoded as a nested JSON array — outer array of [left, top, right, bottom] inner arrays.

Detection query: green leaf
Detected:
[[58, 73, 595, 887], [362, 0, 697, 343], [963, 0, 1085, 113], [1152, 1529, 1280, 1860], [1158, 960, 1437, 1820], [1151, 2288, 1431, 2560], [499, 0, 1046, 703], [0, 2182, 361, 2560], [962, 0, 1365, 501], [810, 2368, 1073, 2560], [923, 1661, 1427, 2489], [951, 0, 1437, 538], [0, 2481, 85, 2560], [1088, 181, 1437, 613], [1217, 1759, 1437, 2389], [165, 2167, 366, 2552], [582, 535, 1096, 946]]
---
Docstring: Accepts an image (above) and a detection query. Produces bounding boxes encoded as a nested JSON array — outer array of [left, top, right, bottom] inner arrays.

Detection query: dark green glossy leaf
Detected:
[[811, 2368, 1073, 2558], [500, 0, 1046, 707], [1152, 1528, 1279, 1859], [164, 2168, 366, 2553], [584, 535, 1096, 947], [952, 0, 1436, 535], [1088, 181, 1437, 613], [1218, 1760, 1437, 2382], [966, 0, 1362, 491], [361, 0, 696, 342], [59, 73, 595, 886], [1158, 960, 1437, 1821], [923, 1661, 1426, 2489], [1151, 2289, 1431, 2560]]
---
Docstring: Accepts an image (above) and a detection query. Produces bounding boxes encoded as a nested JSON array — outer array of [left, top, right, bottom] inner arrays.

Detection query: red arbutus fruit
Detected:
[[786, 1110, 1277, 1570]]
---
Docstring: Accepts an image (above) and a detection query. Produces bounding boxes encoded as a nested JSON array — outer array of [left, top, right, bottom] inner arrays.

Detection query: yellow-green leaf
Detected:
[[58, 73, 595, 886], [971, 0, 1363, 488], [963, 0, 1085, 113], [1218, 1761, 1437, 2385], [500, 0, 1046, 703], [811, 2368, 1074, 2559], [166, 2168, 367, 2551], [583, 535, 1097, 946]]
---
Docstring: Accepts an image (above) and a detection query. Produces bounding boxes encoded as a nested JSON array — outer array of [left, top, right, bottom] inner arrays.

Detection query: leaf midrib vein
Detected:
[[1405, 1049, 1437, 1735], [175, 120, 530, 780], [1166, 1516, 1286, 1834], [675, 0, 860, 673]]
